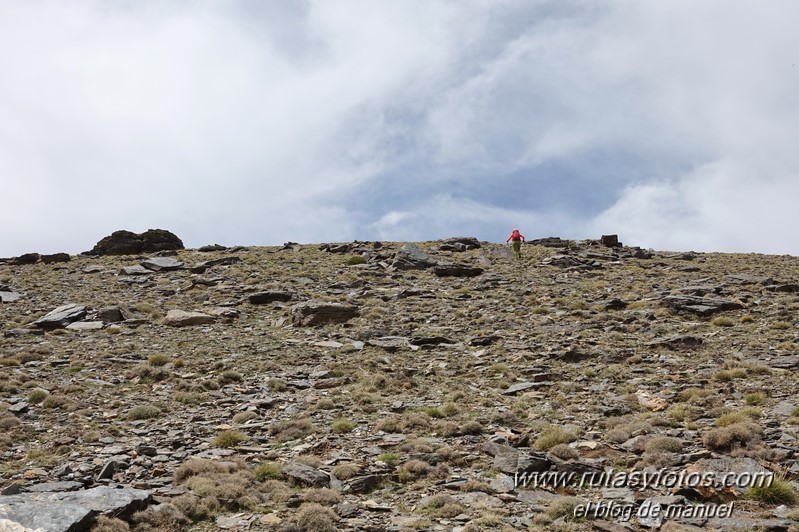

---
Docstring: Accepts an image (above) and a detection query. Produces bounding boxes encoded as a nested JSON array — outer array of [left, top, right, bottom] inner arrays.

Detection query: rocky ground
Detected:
[[1, 237, 798, 532]]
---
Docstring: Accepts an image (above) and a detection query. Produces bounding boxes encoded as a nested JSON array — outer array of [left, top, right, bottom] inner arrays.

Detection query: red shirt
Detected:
[[507, 230, 525, 242]]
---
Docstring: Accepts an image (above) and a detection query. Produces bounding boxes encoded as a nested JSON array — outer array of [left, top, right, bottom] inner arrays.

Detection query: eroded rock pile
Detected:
[[86, 229, 184, 256]]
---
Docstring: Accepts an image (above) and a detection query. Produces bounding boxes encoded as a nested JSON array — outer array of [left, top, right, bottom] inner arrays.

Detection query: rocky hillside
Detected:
[[1, 237, 798, 532]]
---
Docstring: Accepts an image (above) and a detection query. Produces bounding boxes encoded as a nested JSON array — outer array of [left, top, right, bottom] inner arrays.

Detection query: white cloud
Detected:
[[1, 1, 798, 256]]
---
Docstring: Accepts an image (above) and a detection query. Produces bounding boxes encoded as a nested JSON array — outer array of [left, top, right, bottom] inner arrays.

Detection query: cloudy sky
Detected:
[[2, 0, 798, 257]]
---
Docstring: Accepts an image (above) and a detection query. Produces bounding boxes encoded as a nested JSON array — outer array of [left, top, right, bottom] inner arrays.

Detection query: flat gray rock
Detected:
[[0, 291, 23, 303], [165, 310, 215, 327], [281, 462, 330, 487], [23, 482, 84, 493], [33, 304, 87, 330], [120, 265, 150, 275], [66, 322, 104, 331], [140, 257, 184, 271], [661, 295, 743, 314], [502, 382, 551, 395], [0, 486, 151, 532]]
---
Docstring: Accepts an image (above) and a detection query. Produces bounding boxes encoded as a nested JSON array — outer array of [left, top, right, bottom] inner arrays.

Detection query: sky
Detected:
[[1, 0, 798, 257]]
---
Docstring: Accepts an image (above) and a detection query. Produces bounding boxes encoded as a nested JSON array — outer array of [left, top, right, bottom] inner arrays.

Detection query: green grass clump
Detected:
[[769, 321, 793, 330], [174, 392, 201, 404], [711, 316, 735, 327], [232, 411, 258, 424], [377, 452, 399, 466], [421, 406, 445, 418], [147, 354, 170, 367], [643, 436, 684, 453], [219, 370, 242, 384], [267, 378, 287, 392], [331, 418, 357, 434], [28, 388, 50, 404], [268, 418, 314, 442], [715, 408, 761, 427], [714, 368, 747, 381], [420, 494, 466, 518], [296, 503, 337, 532], [745, 476, 796, 505], [745, 392, 766, 406], [127, 405, 162, 420], [345, 256, 367, 265], [703, 422, 760, 451], [442, 403, 459, 417], [253, 462, 283, 481], [533, 425, 578, 451], [213, 429, 249, 448]]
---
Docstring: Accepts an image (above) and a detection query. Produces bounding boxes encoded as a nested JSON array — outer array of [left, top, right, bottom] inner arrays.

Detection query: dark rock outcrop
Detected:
[[41, 253, 71, 264], [87, 230, 184, 256], [12, 253, 40, 265]]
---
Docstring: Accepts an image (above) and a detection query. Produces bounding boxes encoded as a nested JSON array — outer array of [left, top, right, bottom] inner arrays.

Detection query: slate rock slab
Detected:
[[165, 310, 215, 327], [726, 274, 775, 285], [33, 304, 87, 330], [747, 354, 799, 370], [292, 302, 360, 327], [502, 382, 551, 395], [647, 335, 703, 349], [3, 329, 44, 338], [0, 486, 151, 532], [765, 284, 799, 293], [120, 265, 150, 276], [66, 322, 104, 331], [661, 295, 743, 315], [0, 291, 24, 303], [140, 257, 184, 272], [281, 463, 330, 487]]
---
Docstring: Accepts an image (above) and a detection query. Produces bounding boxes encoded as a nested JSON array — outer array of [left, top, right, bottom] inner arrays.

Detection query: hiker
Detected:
[[506, 228, 525, 258]]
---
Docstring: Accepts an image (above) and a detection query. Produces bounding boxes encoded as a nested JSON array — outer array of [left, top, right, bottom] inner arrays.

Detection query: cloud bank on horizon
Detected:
[[2, 0, 798, 257]]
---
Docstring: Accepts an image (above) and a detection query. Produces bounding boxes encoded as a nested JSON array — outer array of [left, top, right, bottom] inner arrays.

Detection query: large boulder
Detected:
[[40, 253, 71, 264], [12, 253, 40, 265], [87, 230, 184, 256]]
